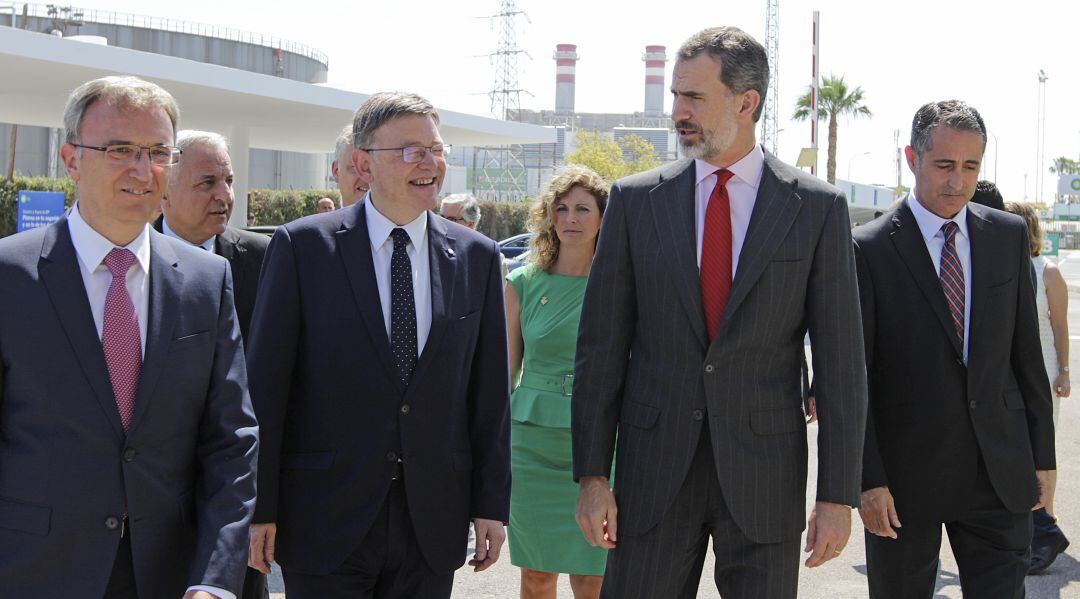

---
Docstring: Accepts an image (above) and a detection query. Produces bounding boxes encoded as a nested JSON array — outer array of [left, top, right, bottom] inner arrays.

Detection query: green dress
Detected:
[[507, 264, 608, 576]]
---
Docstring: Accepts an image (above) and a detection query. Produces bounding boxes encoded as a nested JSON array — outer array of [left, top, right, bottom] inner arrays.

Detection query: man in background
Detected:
[[439, 193, 481, 230], [332, 123, 368, 208], [158, 129, 270, 344]]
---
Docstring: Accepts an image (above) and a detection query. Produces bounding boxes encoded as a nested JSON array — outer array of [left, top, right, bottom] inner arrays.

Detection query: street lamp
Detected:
[[847, 151, 871, 181]]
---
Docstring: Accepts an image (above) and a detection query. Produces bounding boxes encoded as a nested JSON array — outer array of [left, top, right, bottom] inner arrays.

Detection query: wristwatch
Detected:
[[1060, 366, 1070, 373]]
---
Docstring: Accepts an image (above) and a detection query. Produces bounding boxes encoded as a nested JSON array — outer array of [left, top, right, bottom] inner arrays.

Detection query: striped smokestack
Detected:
[[643, 45, 667, 118], [554, 44, 579, 116]]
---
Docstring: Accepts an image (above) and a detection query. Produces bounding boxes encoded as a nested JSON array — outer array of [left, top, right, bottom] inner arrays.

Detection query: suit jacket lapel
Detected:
[[411, 213, 457, 386], [128, 231, 181, 434], [889, 199, 964, 359], [720, 152, 802, 330], [966, 204, 993, 357], [215, 227, 241, 262], [649, 159, 708, 349], [336, 202, 405, 395], [39, 218, 126, 440]]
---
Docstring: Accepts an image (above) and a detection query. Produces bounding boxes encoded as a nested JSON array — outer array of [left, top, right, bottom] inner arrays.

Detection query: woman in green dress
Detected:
[[505, 165, 610, 599]]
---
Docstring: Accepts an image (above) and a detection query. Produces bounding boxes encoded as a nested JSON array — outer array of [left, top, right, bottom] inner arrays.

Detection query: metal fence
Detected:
[[12, 3, 328, 66]]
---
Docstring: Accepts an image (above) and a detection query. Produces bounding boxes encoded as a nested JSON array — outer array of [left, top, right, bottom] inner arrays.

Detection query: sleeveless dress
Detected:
[[506, 264, 608, 575], [1033, 256, 1062, 421]]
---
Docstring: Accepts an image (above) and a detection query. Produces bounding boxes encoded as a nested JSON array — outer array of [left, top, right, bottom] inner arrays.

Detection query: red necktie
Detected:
[[102, 248, 142, 430], [939, 221, 965, 349], [701, 169, 735, 341]]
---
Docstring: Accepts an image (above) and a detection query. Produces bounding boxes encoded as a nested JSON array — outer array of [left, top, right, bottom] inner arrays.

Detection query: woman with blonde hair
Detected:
[[1004, 201, 1071, 573], [505, 165, 610, 598]]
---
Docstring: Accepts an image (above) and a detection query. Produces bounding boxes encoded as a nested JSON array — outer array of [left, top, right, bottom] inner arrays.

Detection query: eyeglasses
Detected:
[[361, 143, 451, 164], [443, 216, 467, 223], [72, 143, 182, 166]]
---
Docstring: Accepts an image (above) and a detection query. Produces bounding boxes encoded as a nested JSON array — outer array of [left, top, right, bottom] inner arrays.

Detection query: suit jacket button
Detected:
[[400, 404, 411, 415], [969, 400, 976, 409], [104, 516, 120, 530], [692, 409, 704, 421], [386, 451, 398, 461], [704, 364, 715, 374], [122, 448, 137, 462]]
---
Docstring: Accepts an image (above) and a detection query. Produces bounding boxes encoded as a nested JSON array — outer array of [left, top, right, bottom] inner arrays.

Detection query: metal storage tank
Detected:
[[0, 4, 331, 189]]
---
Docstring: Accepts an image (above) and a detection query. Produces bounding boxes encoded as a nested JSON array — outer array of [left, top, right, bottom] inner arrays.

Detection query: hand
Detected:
[[182, 592, 218, 599], [1053, 373, 1070, 398], [804, 501, 851, 567], [248, 523, 277, 575], [859, 486, 901, 539], [469, 518, 506, 572], [576, 476, 617, 549], [806, 396, 818, 424], [1034, 470, 1055, 512]]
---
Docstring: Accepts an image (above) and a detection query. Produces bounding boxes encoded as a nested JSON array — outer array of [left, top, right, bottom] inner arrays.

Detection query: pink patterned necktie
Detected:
[[938, 221, 965, 349], [102, 248, 141, 431]]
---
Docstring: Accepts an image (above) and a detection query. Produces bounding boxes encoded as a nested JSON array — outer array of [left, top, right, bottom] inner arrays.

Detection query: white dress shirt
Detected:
[[68, 204, 235, 599], [907, 192, 972, 363], [694, 144, 766, 274], [365, 194, 433, 355], [162, 216, 216, 252]]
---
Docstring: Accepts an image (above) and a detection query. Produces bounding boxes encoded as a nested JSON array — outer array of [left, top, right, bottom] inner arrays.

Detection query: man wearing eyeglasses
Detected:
[[247, 92, 510, 598], [439, 194, 481, 230], [0, 76, 258, 599]]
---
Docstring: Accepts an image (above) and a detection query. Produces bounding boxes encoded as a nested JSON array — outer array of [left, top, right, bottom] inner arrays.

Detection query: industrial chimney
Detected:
[[554, 44, 579, 116], [642, 45, 667, 118]]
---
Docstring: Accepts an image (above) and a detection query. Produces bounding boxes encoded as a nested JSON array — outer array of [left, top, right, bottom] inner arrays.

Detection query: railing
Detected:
[[11, 3, 329, 66]]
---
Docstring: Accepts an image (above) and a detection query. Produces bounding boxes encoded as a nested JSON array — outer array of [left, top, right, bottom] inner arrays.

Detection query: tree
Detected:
[[564, 131, 661, 182], [1050, 156, 1080, 175], [792, 74, 872, 184]]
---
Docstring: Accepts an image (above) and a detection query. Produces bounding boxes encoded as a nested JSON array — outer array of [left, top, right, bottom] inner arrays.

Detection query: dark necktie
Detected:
[[389, 228, 418, 386], [939, 221, 965, 349], [102, 248, 142, 430], [700, 169, 735, 341]]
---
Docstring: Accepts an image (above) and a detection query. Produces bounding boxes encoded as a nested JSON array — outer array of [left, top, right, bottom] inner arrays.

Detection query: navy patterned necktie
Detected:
[[389, 228, 418, 386], [939, 221, 965, 348]]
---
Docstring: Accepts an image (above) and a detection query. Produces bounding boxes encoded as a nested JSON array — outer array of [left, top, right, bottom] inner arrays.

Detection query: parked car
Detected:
[[505, 250, 530, 273], [498, 233, 534, 259]]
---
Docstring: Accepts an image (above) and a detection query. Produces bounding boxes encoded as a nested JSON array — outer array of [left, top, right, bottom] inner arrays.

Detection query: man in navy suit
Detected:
[[0, 76, 258, 598], [246, 92, 511, 598]]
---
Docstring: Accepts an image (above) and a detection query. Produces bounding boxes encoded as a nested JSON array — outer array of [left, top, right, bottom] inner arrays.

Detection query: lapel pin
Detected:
[[447, 247, 455, 257], [540, 296, 549, 305]]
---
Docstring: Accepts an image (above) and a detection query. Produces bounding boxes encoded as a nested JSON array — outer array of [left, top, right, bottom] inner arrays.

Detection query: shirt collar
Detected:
[[161, 216, 216, 252], [364, 192, 428, 252], [907, 190, 969, 244], [694, 144, 765, 189], [68, 202, 151, 274]]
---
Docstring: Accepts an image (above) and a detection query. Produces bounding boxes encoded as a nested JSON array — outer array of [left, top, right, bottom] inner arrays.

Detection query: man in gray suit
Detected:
[[572, 27, 867, 598]]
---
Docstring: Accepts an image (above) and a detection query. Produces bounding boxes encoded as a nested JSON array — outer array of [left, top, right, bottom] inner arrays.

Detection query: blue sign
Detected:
[[17, 191, 66, 232]]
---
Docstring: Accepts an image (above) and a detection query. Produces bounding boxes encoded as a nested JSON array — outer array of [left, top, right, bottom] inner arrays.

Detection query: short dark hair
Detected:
[[970, 180, 1004, 211], [677, 27, 769, 122], [353, 92, 440, 149], [910, 100, 986, 157]]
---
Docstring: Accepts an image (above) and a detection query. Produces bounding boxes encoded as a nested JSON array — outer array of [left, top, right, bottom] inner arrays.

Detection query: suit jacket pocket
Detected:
[[1003, 390, 1025, 410], [750, 407, 805, 435], [453, 451, 474, 470], [619, 400, 660, 430], [169, 331, 211, 353], [281, 450, 336, 470], [0, 495, 51, 535], [987, 278, 1013, 297]]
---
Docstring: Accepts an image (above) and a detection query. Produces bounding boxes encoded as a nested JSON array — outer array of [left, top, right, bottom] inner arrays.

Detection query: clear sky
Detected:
[[77, 0, 1080, 203]]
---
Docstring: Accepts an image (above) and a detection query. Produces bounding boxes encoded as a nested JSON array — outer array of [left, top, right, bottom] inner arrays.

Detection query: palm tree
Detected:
[[792, 74, 872, 184]]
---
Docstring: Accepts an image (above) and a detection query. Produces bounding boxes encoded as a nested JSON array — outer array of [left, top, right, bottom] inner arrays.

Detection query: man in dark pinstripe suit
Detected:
[[571, 27, 867, 598]]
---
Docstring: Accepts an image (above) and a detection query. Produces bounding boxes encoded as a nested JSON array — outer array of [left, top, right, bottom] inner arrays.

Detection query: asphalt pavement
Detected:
[[270, 250, 1080, 598]]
